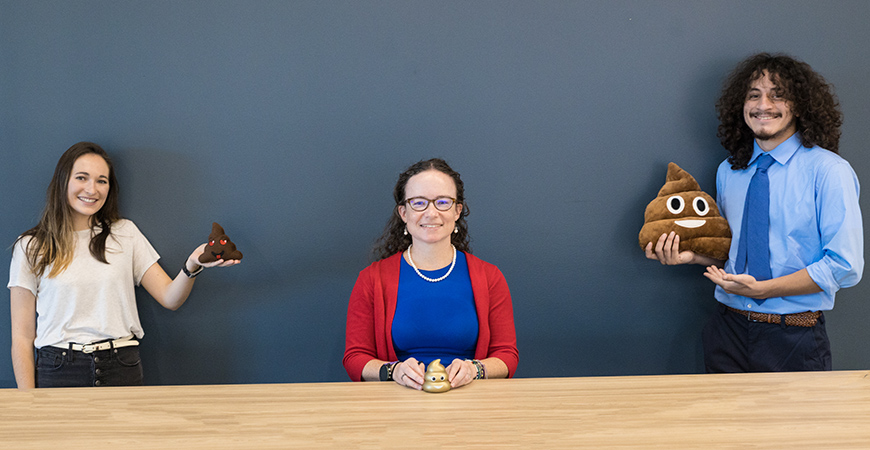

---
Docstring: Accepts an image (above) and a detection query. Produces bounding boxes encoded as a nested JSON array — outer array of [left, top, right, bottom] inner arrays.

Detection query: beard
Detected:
[[752, 117, 797, 142]]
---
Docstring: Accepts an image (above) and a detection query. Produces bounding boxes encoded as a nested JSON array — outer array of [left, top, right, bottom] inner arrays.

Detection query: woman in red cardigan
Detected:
[[343, 158, 518, 389]]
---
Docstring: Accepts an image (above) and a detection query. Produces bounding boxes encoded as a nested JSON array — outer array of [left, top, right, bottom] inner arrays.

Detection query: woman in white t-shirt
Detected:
[[8, 142, 240, 389]]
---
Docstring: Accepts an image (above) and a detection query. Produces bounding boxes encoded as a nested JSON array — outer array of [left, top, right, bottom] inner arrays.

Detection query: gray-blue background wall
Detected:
[[2, 1, 868, 387]]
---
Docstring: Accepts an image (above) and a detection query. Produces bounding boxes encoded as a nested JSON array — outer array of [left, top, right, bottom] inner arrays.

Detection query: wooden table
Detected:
[[1, 370, 868, 449]]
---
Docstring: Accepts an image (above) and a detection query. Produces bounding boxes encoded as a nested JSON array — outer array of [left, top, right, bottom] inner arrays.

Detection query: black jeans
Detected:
[[36, 345, 144, 387], [702, 303, 831, 373]]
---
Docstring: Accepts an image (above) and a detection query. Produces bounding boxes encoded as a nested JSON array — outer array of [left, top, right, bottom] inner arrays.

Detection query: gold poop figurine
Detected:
[[422, 359, 451, 393]]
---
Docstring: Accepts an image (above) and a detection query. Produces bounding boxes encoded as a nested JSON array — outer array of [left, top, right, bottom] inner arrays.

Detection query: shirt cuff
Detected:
[[806, 259, 844, 295]]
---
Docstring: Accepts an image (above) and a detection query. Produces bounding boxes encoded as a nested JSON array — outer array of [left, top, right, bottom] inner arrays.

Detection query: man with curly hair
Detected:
[[646, 53, 863, 372]]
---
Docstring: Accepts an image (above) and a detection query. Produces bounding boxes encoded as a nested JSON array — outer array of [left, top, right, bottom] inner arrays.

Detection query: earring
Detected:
[[404, 227, 408, 236], [454, 226, 459, 234]]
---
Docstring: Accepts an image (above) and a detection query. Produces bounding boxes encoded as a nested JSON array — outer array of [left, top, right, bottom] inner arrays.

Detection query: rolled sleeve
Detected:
[[807, 161, 863, 293]]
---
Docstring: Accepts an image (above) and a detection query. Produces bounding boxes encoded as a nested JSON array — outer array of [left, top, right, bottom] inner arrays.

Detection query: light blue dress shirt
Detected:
[[715, 133, 863, 314]]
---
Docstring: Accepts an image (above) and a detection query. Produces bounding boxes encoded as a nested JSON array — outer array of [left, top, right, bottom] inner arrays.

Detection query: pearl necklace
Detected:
[[406, 244, 456, 283]]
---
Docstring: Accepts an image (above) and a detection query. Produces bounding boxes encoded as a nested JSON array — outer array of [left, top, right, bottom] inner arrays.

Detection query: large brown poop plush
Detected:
[[199, 222, 243, 263], [638, 163, 731, 261]]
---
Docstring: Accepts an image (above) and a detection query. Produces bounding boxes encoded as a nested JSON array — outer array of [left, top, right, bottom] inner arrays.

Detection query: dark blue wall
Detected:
[[2, 1, 868, 387]]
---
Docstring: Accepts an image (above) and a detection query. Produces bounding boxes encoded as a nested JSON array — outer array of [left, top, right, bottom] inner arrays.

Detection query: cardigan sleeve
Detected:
[[343, 265, 378, 381], [481, 263, 519, 377]]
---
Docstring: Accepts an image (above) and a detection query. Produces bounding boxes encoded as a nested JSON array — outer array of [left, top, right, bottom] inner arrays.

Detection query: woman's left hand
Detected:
[[188, 243, 241, 270], [446, 358, 477, 388]]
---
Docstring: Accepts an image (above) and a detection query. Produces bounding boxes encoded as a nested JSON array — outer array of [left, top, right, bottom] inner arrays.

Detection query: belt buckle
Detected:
[[81, 342, 108, 353]]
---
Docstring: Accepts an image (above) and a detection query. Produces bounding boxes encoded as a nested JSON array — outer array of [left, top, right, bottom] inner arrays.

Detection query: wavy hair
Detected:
[[18, 142, 121, 277], [715, 53, 842, 169], [373, 158, 471, 260]]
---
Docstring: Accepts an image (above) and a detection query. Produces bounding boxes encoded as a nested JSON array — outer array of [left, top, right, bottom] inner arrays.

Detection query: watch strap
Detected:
[[182, 261, 204, 278], [380, 361, 398, 381]]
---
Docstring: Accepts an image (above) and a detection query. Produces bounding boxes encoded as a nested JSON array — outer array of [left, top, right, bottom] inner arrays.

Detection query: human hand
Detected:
[[644, 232, 696, 265], [446, 358, 477, 388], [703, 266, 766, 299], [189, 243, 241, 271], [392, 358, 425, 390]]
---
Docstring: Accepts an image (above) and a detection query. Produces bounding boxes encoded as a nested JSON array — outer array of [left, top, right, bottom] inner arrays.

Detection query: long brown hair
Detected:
[[373, 158, 471, 260], [716, 53, 843, 170], [18, 142, 121, 277]]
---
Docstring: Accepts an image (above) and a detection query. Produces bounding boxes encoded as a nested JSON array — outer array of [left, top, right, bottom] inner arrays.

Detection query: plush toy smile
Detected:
[[675, 219, 705, 228]]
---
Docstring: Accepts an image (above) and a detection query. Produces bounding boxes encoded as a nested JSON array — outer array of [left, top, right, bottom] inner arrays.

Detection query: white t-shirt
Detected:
[[8, 219, 160, 348]]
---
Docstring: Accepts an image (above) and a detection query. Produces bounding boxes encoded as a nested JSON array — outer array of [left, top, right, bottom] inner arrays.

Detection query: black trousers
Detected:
[[702, 303, 831, 373]]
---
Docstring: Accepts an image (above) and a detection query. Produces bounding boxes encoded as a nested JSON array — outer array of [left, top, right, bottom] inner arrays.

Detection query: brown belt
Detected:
[[725, 305, 821, 328]]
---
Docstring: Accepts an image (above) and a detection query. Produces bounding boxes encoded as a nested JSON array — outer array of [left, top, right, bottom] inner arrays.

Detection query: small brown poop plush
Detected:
[[638, 163, 731, 261], [199, 222, 243, 263]]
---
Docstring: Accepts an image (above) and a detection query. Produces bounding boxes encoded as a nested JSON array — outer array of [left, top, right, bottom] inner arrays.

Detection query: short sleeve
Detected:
[[8, 236, 39, 297], [119, 220, 160, 285]]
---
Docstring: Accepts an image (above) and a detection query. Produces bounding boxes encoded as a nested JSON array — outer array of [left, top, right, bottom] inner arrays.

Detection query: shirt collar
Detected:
[[750, 132, 802, 167]]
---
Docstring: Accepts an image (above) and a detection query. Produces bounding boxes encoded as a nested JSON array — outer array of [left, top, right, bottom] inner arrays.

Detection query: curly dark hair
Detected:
[[715, 53, 842, 169], [373, 158, 471, 260]]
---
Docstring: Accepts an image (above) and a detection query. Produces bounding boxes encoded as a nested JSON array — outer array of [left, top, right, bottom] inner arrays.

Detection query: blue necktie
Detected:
[[735, 153, 775, 300]]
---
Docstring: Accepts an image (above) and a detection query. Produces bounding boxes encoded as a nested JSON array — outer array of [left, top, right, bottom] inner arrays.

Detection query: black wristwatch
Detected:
[[182, 261, 204, 278], [379, 362, 397, 381]]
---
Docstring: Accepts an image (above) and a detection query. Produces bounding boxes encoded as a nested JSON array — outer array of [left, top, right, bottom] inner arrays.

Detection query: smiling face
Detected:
[[397, 170, 462, 248], [743, 71, 797, 151], [66, 153, 110, 230]]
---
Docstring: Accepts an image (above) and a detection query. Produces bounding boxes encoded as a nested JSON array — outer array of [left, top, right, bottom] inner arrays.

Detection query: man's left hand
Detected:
[[704, 266, 767, 299]]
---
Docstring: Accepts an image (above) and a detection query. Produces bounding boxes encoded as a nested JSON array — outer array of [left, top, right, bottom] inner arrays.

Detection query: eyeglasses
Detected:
[[403, 196, 457, 211]]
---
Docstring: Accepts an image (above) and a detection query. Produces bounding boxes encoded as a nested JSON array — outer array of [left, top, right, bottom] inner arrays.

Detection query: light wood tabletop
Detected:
[[1, 370, 868, 449]]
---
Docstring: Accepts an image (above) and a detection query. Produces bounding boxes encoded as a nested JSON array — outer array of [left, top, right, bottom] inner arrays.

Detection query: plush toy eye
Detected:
[[693, 197, 710, 216], [208, 240, 215, 246], [430, 376, 437, 381], [220, 239, 227, 245], [667, 195, 685, 214]]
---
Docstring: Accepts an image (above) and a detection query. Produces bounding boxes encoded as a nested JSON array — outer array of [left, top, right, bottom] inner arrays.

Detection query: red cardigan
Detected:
[[343, 252, 519, 381]]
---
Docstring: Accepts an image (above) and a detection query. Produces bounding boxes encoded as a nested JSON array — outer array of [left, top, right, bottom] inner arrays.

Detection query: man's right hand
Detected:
[[645, 231, 725, 267], [644, 231, 697, 265]]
